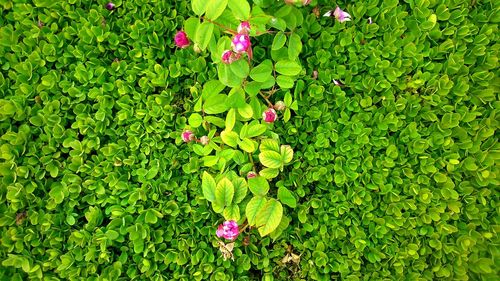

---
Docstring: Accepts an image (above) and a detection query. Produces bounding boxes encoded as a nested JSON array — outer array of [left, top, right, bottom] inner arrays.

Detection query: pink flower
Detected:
[[323, 6, 352, 23], [182, 130, 195, 142], [237, 21, 251, 35], [262, 108, 277, 123], [247, 171, 257, 179], [303, 0, 311, 5], [105, 2, 115, 10], [174, 31, 190, 48], [216, 220, 240, 240], [221, 50, 241, 64], [231, 34, 251, 53]]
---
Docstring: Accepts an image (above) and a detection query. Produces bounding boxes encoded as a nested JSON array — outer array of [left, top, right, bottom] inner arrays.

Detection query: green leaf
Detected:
[[221, 130, 239, 147], [230, 58, 250, 78], [233, 178, 248, 203], [145, 210, 158, 224], [246, 196, 267, 226], [260, 139, 280, 152], [184, 18, 200, 39], [223, 205, 240, 221], [272, 32, 287, 50], [202, 172, 217, 202], [259, 151, 282, 169], [275, 60, 301, 76], [277, 186, 296, 208], [248, 176, 270, 196], [192, 0, 208, 16], [246, 124, 267, 138], [238, 138, 257, 153], [228, 0, 250, 20], [204, 94, 228, 114], [259, 168, 279, 179], [237, 104, 253, 119], [256, 199, 283, 236], [250, 60, 273, 82], [227, 87, 246, 108], [288, 33, 302, 59], [188, 113, 203, 128], [280, 145, 293, 163], [196, 22, 214, 50], [270, 216, 290, 241], [225, 108, 236, 131], [215, 178, 234, 207], [206, 0, 229, 21], [276, 75, 295, 88]]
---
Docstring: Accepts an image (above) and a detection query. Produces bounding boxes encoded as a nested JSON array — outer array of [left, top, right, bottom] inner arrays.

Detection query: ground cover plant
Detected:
[[0, 0, 499, 280]]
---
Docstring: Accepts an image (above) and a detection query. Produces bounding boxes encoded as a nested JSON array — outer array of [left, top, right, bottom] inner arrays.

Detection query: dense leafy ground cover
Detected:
[[0, 0, 499, 280]]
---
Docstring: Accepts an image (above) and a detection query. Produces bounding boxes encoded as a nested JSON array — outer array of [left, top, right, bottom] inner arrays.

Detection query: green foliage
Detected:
[[0, 0, 498, 280]]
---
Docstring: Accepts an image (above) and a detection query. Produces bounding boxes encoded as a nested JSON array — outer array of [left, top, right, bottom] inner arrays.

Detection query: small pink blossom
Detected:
[[247, 171, 257, 179], [216, 220, 240, 241], [174, 31, 190, 49], [324, 6, 352, 23], [231, 34, 251, 53], [262, 108, 277, 123], [237, 21, 251, 35], [221, 50, 241, 64], [182, 130, 195, 142], [105, 2, 115, 11], [274, 101, 286, 111]]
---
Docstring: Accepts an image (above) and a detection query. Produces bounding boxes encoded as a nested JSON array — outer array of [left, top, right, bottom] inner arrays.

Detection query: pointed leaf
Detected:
[[202, 172, 217, 202], [260, 139, 280, 152], [246, 196, 267, 226], [225, 108, 236, 131], [256, 199, 283, 236], [195, 22, 214, 51], [259, 151, 282, 169], [233, 178, 248, 203], [221, 130, 239, 147], [228, 0, 250, 20], [277, 186, 296, 208], [215, 178, 234, 207], [206, 0, 228, 21], [246, 124, 267, 138], [280, 145, 294, 163], [223, 205, 240, 221]]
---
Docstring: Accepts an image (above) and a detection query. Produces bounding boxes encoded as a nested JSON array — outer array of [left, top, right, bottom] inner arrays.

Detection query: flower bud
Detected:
[[262, 108, 277, 123], [231, 34, 251, 53], [221, 50, 241, 64], [193, 43, 201, 53], [105, 2, 115, 10], [247, 171, 257, 179], [174, 31, 190, 49], [237, 21, 251, 35], [274, 101, 286, 111], [181, 130, 195, 143], [199, 136, 209, 145]]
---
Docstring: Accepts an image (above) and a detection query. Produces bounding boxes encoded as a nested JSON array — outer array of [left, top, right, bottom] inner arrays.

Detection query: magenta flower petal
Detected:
[[237, 21, 251, 35], [216, 220, 240, 241], [262, 108, 277, 123], [174, 31, 190, 48], [247, 171, 257, 179], [231, 34, 251, 53], [182, 130, 195, 142]]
